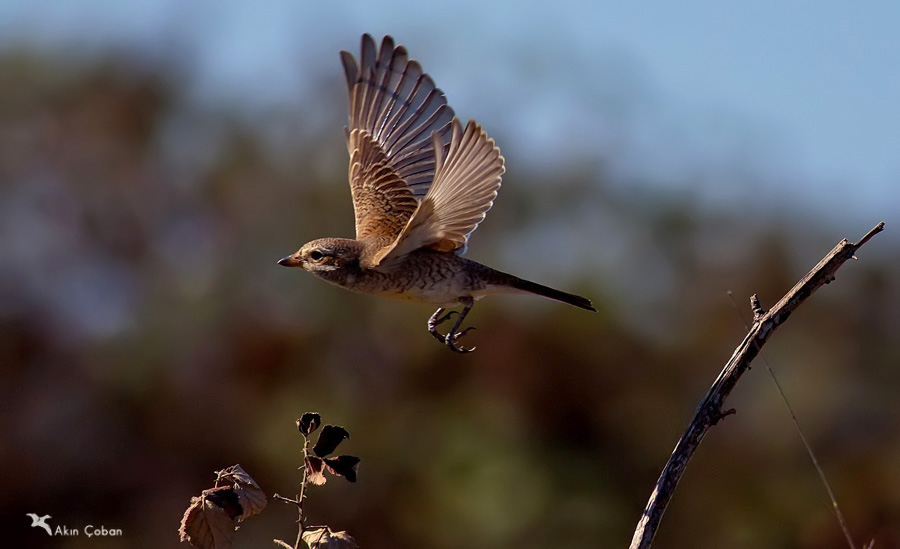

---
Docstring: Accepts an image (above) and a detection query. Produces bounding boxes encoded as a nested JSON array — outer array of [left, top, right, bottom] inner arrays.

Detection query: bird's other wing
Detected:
[[342, 34, 455, 248], [370, 117, 504, 267], [347, 132, 419, 244]]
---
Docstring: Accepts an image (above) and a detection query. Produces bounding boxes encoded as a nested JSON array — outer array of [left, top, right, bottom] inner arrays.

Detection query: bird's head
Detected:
[[278, 238, 363, 284]]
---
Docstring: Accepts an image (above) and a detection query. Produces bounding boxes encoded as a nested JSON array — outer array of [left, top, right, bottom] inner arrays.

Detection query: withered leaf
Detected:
[[312, 425, 350, 458], [218, 464, 267, 520], [273, 540, 293, 548], [203, 486, 242, 519], [305, 456, 327, 486], [180, 495, 237, 549], [301, 527, 359, 548], [297, 413, 322, 437], [323, 455, 360, 483], [217, 464, 254, 489], [236, 487, 266, 520], [219, 465, 267, 520]]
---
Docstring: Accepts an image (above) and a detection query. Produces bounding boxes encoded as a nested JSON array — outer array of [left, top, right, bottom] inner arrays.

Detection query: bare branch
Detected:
[[629, 222, 884, 549]]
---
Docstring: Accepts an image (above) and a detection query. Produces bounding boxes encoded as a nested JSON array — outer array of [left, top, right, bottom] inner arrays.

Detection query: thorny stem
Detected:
[[275, 434, 311, 549], [294, 435, 310, 549]]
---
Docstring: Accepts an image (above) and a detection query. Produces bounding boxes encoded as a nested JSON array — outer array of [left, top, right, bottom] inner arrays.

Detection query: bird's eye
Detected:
[[309, 250, 324, 261]]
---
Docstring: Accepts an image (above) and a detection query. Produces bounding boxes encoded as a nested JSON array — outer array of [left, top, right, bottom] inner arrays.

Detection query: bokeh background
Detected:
[[2, 1, 899, 547]]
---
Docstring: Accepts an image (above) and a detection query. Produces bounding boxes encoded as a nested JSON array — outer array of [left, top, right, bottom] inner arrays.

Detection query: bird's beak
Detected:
[[278, 254, 302, 267]]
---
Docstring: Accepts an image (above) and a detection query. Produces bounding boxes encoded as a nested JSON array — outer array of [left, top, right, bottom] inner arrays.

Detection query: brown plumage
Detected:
[[279, 34, 595, 352]]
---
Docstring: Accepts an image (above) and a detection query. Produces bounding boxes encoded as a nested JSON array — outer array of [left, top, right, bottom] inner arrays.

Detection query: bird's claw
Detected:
[[445, 328, 476, 353], [427, 305, 476, 353], [428, 310, 460, 343]]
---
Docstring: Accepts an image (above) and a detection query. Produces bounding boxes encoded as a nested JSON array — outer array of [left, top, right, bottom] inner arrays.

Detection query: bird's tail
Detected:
[[509, 277, 597, 312]]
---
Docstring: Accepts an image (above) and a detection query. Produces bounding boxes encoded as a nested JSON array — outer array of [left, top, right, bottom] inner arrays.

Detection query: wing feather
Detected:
[[370, 117, 505, 265], [342, 34, 456, 248]]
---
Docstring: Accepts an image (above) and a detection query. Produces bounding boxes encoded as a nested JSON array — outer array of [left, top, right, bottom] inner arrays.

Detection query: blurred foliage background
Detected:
[[1, 3, 899, 548]]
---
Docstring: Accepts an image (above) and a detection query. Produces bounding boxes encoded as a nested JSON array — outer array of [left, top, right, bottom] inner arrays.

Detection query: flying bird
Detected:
[[26, 514, 52, 536], [279, 34, 596, 352]]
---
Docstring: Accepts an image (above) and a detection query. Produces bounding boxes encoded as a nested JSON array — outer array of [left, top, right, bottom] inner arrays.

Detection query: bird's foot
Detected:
[[428, 310, 458, 343], [427, 304, 477, 353], [445, 327, 476, 353]]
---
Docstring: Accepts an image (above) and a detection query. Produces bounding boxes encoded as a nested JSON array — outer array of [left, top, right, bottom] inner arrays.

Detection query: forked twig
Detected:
[[629, 222, 884, 549]]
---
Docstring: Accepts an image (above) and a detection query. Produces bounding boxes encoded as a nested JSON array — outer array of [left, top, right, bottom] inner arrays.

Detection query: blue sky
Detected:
[[1, 0, 896, 226]]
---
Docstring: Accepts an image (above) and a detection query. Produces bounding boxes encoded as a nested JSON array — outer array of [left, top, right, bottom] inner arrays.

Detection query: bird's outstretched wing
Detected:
[[342, 34, 455, 255], [371, 117, 505, 266]]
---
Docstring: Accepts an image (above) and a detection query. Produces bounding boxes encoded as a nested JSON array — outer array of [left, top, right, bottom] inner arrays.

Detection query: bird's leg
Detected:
[[443, 298, 476, 353], [427, 299, 477, 353], [427, 308, 458, 343]]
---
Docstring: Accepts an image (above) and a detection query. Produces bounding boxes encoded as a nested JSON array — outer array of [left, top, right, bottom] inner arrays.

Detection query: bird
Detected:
[[26, 514, 52, 536], [279, 34, 596, 352]]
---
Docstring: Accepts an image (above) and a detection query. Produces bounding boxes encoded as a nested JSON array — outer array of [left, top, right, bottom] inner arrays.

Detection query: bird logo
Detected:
[[279, 34, 596, 352], [26, 514, 52, 536]]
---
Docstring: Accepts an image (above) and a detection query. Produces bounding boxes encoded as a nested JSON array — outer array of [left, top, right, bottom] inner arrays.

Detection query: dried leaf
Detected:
[[305, 456, 327, 486], [273, 540, 293, 548], [323, 456, 360, 483], [235, 487, 266, 521], [203, 486, 242, 519], [312, 425, 350, 457], [217, 464, 255, 489], [297, 413, 322, 437], [301, 527, 358, 548], [180, 495, 237, 549], [215, 464, 267, 520]]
